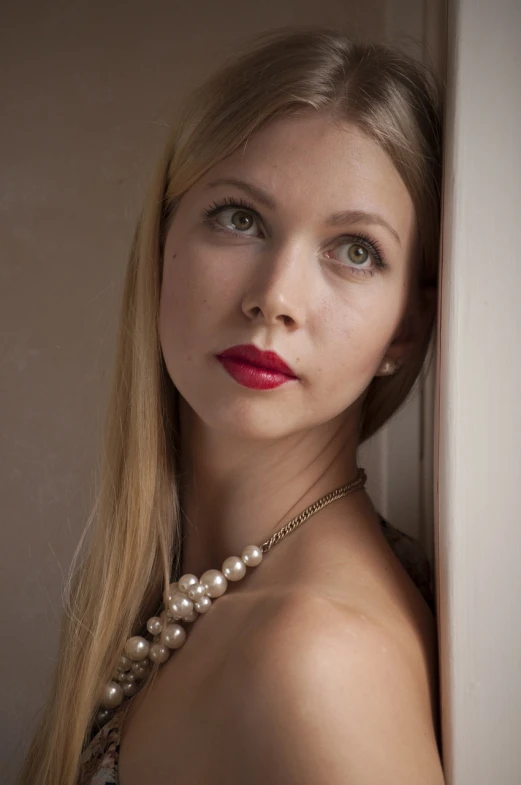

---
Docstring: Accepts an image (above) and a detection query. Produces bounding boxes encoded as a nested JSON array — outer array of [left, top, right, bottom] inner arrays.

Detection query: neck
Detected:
[[176, 394, 362, 578]]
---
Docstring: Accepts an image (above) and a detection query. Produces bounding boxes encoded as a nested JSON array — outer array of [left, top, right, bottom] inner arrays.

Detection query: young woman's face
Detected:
[[159, 113, 419, 442]]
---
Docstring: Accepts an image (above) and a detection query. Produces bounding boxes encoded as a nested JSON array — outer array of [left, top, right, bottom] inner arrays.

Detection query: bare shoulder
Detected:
[[222, 591, 444, 785]]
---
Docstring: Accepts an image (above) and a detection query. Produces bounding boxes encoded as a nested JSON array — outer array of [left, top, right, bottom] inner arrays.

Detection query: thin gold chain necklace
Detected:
[[94, 467, 367, 728]]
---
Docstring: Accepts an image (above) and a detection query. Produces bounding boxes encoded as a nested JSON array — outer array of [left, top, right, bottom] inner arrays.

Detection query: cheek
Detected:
[[161, 247, 208, 322], [316, 289, 403, 391], [159, 244, 234, 365], [160, 252, 193, 348], [159, 250, 205, 379]]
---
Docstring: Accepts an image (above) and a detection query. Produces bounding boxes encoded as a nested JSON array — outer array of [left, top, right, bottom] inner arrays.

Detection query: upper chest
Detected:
[[117, 521, 430, 784]]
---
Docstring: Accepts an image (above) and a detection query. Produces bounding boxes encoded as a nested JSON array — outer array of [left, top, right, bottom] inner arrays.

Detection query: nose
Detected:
[[241, 240, 309, 328]]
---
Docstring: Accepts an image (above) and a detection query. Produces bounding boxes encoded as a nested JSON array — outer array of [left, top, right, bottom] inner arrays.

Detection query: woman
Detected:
[[20, 25, 444, 785]]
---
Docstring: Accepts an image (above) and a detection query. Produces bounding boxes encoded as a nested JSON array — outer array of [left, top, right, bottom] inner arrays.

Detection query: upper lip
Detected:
[[216, 344, 298, 377]]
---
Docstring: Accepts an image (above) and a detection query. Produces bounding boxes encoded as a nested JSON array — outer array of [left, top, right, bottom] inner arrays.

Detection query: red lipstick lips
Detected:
[[216, 344, 298, 390]]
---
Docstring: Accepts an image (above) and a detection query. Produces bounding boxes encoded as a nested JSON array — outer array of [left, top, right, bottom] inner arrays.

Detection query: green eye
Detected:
[[347, 244, 370, 265], [202, 198, 260, 236], [330, 236, 388, 278], [229, 210, 255, 231]]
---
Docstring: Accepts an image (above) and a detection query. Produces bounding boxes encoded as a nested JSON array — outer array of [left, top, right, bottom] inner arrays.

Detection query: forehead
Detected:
[[194, 113, 415, 236]]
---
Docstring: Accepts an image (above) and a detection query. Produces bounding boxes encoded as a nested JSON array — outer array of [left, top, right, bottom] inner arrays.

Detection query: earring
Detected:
[[378, 358, 399, 376]]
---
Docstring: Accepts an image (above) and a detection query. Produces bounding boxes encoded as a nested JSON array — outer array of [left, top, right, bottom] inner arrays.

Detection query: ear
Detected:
[[383, 285, 438, 368]]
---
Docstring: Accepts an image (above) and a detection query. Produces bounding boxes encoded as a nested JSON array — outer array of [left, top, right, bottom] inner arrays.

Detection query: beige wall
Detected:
[[0, 1, 437, 780]]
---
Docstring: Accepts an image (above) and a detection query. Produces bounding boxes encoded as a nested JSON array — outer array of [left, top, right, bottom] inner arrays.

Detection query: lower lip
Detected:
[[217, 357, 297, 389]]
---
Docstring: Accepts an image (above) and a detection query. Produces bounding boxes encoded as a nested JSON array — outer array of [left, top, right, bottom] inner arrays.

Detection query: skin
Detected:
[[118, 112, 441, 783]]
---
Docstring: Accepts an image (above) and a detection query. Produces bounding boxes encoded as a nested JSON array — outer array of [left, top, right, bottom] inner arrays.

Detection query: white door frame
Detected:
[[436, 1, 521, 781]]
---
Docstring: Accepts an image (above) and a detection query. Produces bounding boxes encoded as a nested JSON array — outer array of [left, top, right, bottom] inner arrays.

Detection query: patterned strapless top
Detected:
[[77, 516, 435, 785]]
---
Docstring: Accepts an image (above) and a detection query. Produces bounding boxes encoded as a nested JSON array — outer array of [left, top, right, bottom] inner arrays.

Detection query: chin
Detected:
[[178, 384, 305, 442]]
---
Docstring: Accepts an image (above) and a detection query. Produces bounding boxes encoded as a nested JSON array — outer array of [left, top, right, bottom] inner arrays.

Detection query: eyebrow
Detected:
[[205, 177, 402, 246]]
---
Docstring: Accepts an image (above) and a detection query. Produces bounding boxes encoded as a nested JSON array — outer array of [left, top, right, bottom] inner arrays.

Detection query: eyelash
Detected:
[[201, 196, 390, 276]]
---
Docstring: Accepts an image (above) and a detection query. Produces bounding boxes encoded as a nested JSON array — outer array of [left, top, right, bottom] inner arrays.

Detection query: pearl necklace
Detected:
[[94, 468, 367, 728]]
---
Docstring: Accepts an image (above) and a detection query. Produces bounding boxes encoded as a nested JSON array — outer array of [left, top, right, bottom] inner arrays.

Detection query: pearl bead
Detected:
[[187, 582, 206, 601], [195, 595, 212, 613], [121, 681, 138, 697], [114, 669, 128, 683], [163, 623, 187, 649], [178, 574, 199, 594], [167, 581, 179, 601], [184, 609, 198, 622], [200, 569, 228, 598], [241, 545, 263, 567], [131, 661, 149, 679], [169, 591, 194, 619], [147, 616, 163, 636], [119, 655, 132, 670], [124, 636, 150, 662], [149, 642, 170, 663], [222, 556, 246, 581], [95, 708, 112, 727], [101, 681, 123, 709]]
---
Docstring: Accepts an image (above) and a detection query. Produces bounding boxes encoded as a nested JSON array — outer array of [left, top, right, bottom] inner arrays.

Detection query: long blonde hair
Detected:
[[19, 25, 443, 785]]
